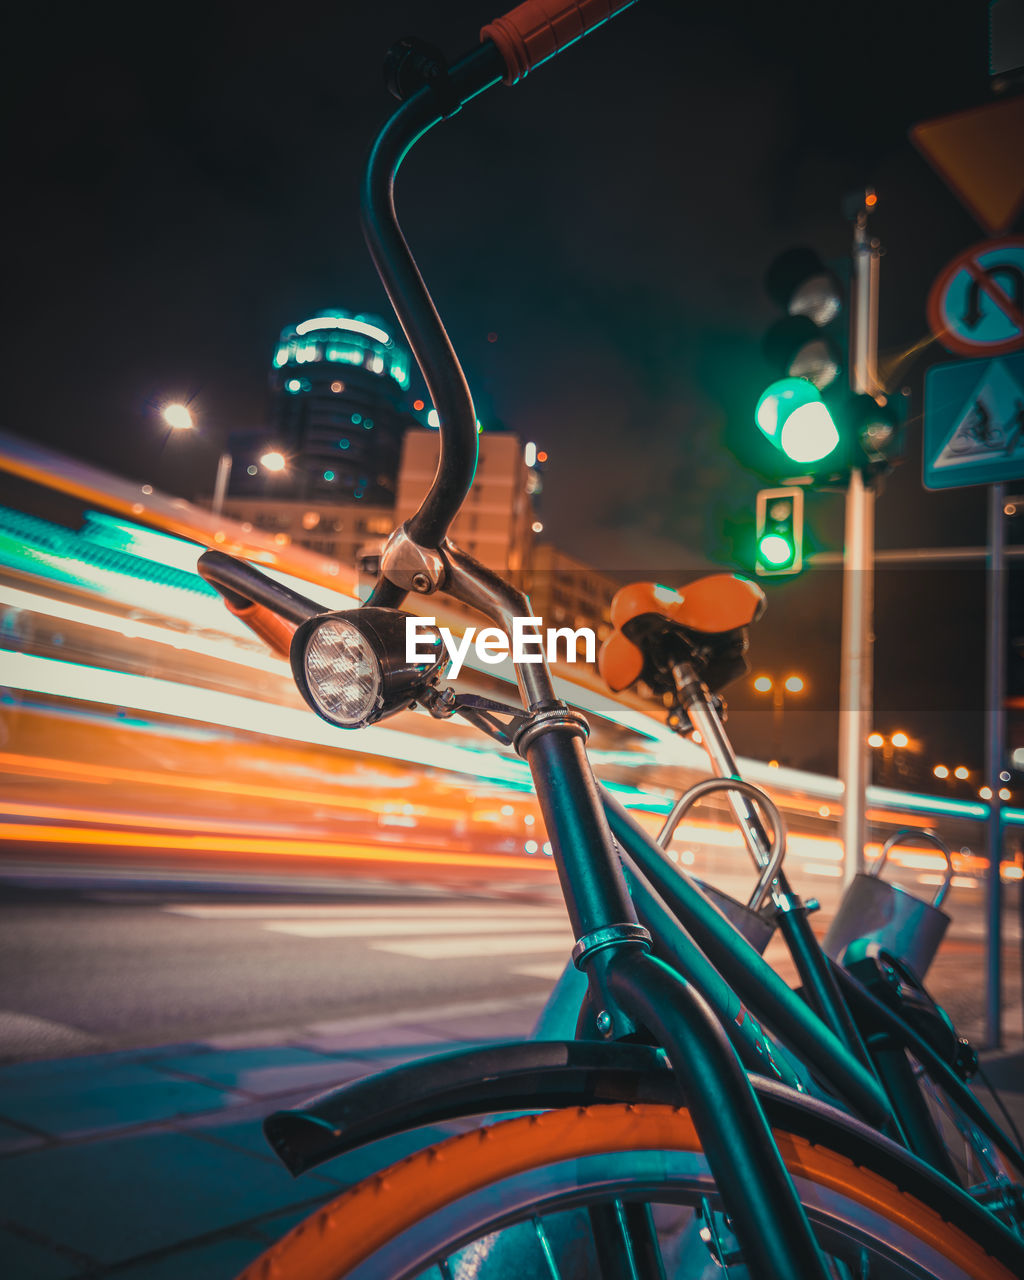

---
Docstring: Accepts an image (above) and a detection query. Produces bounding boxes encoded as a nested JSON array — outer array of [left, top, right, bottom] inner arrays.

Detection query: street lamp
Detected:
[[162, 402, 287, 517], [752, 672, 806, 764], [868, 729, 914, 785]]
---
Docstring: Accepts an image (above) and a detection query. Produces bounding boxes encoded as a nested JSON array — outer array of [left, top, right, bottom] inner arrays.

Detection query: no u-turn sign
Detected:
[[927, 237, 1024, 358]]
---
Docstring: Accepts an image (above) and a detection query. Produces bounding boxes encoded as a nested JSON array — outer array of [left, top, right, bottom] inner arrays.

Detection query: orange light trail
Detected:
[[0, 822, 553, 871], [0, 751, 487, 824]]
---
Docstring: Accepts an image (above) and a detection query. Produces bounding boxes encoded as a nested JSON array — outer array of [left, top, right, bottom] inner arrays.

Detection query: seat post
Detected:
[[671, 661, 882, 1082], [671, 661, 776, 879]]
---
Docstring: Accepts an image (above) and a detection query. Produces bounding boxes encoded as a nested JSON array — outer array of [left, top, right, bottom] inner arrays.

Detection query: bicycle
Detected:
[[185, 2, 1024, 1275]]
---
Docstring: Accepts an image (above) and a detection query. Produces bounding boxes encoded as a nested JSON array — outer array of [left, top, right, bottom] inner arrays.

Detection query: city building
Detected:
[[212, 496, 394, 569], [525, 543, 619, 647], [394, 429, 535, 574], [229, 309, 418, 507]]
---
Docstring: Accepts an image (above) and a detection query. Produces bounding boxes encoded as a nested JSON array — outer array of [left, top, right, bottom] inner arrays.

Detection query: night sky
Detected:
[[1, 1, 1015, 776]]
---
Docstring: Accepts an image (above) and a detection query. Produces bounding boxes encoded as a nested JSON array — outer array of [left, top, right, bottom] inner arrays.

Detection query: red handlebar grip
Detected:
[[224, 599, 297, 659], [481, 0, 637, 85]]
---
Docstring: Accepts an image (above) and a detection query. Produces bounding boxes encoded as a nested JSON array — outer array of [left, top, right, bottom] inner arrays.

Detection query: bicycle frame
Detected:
[[196, 9, 1024, 1276]]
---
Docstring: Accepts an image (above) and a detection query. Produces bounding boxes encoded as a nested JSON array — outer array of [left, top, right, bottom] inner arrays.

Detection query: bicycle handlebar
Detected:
[[197, 550, 325, 622], [482, 0, 638, 84], [361, 3, 638, 609]]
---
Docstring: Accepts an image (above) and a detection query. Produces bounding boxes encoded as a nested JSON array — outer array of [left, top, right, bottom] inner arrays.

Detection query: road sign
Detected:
[[927, 238, 1024, 357], [923, 351, 1024, 490], [910, 95, 1024, 235]]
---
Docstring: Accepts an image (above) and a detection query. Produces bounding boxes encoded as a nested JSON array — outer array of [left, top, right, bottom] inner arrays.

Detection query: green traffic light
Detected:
[[758, 532, 795, 567], [755, 377, 840, 464]]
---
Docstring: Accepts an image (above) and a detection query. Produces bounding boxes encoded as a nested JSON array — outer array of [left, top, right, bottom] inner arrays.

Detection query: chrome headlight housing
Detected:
[[290, 608, 445, 729]]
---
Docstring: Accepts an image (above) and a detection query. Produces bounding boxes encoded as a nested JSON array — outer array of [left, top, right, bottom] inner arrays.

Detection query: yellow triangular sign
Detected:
[[911, 95, 1024, 235]]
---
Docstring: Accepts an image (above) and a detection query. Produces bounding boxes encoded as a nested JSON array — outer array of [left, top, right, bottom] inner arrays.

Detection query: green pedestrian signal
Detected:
[[755, 486, 804, 576]]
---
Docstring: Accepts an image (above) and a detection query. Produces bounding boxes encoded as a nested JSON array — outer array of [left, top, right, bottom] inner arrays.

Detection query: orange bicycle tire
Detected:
[[238, 1102, 1018, 1279]]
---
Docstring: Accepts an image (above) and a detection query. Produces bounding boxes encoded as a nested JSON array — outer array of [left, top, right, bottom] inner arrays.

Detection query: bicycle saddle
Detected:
[[598, 574, 766, 696]]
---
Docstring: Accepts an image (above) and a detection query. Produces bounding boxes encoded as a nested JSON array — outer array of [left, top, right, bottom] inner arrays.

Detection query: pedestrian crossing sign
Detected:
[[923, 351, 1024, 489]]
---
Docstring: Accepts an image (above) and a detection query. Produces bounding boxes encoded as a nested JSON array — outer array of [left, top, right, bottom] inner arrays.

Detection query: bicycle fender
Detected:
[[260, 1040, 1024, 1276], [264, 1039, 674, 1175]]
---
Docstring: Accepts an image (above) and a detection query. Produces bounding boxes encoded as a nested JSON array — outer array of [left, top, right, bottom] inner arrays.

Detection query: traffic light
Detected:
[[756, 244, 902, 481], [755, 486, 803, 576]]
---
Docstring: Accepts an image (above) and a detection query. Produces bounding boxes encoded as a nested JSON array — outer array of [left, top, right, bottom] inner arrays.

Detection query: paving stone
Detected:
[[0, 1129, 329, 1267], [0, 1116, 48, 1155], [105, 1233, 267, 1280], [425, 1007, 540, 1042], [298, 1021, 450, 1053], [0, 1227, 84, 1278], [0, 1059, 234, 1139], [142, 1045, 361, 1099]]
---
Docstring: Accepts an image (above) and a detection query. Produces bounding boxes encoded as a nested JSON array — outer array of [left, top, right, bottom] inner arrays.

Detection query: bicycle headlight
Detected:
[[291, 608, 445, 730]]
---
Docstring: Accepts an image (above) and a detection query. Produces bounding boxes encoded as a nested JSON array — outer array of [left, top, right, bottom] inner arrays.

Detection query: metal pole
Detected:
[[211, 451, 232, 517], [985, 482, 1006, 1048], [838, 207, 880, 891]]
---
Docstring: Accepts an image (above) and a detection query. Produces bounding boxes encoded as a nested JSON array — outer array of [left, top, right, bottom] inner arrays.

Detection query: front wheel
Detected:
[[236, 1101, 1024, 1279]]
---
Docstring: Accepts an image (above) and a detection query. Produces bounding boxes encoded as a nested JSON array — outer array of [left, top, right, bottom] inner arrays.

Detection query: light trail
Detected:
[[0, 821, 554, 871], [0, 752, 481, 824]]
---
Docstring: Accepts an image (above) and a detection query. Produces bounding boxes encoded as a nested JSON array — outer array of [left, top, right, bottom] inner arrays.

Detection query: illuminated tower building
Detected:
[[236, 309, 416, 506]]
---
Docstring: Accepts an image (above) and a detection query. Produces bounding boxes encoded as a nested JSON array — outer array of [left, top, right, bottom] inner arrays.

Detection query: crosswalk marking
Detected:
[[263, 917, 571, 939], [511, 962, 569, 980], [370, 934, 572, 959]]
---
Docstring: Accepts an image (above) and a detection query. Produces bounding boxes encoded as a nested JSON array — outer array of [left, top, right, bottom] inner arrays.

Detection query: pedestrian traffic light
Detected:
[[756, 244, 902, 481], [755, 486, 803, 576]]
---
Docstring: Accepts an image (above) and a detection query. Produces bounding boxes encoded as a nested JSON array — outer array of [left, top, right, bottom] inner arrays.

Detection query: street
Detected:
[[1, 876, 1019, 1063]]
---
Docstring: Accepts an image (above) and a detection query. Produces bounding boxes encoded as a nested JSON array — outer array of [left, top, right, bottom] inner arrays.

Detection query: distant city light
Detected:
[[162, 403, 194, 431], [980, 787, 993, 800], [954, 766, 969, 780], [260, 450, 287, 473], [537, 450, 548, 463], [427, 410, 440, 428], [754, 676, 773, 693], [525, 442, 537, 467], [1000, 788, 1012, 801], [531, 521, 543, 533], [891, 731, 909, 748], [413, 399, 425, 411], [933, 764, 949, 779], [330, 381, 344, 393], [868, 732, 884, 748], [784, 675, 804, 693]]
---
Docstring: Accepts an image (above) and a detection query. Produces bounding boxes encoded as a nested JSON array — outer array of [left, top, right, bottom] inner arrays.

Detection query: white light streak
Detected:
[[294, 316, 391, 344]]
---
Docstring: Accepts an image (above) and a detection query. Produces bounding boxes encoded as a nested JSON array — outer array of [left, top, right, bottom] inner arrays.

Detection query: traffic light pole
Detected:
[[838, 208, 880, 891], [985, 482, 1006, 1048]]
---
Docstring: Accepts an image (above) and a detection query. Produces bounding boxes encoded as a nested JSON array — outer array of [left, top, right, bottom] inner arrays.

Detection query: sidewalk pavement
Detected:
[[1, 1001, 1022, 1280]]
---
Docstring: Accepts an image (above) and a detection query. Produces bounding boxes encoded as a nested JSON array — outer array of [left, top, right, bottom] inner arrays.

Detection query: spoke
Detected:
[[533, 1216, 562, 1280]]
